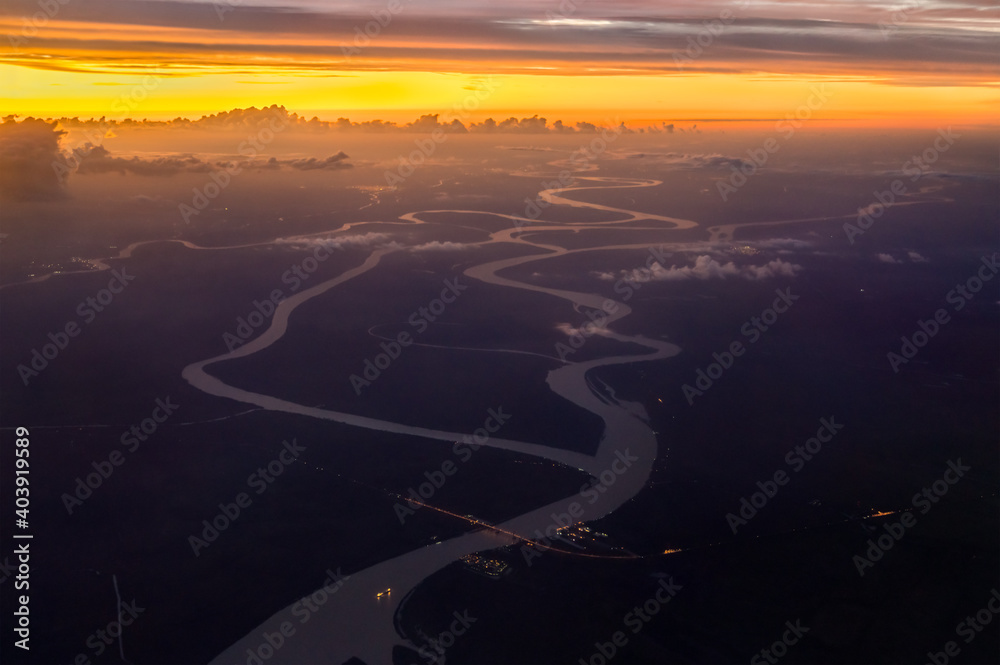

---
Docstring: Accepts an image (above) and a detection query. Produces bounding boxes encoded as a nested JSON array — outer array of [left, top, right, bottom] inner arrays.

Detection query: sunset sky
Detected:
[[1, 0, 998, 125]]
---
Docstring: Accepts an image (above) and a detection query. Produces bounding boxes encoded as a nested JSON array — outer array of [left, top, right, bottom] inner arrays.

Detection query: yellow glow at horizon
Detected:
[[2, 63, 996, 127]]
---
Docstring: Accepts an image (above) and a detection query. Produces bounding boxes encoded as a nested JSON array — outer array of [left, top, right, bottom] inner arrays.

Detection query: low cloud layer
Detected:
[[70, 142, 353, 177], [878, 251, 929, 265], [411, 241, 480, 252], [285, 152, 352, 171], [274, 233, 391, 251], [74, 145, 216, 176], [48, 107, 636, 135], [0, 117, 66, 202], [616, 152, 749, 169], [600, 255, 804, 283]]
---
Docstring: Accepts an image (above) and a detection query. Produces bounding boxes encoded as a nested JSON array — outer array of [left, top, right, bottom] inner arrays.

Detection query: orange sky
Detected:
[[1, 1, 997, 126]]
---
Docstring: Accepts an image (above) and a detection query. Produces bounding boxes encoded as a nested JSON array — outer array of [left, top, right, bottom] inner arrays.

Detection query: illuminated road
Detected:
[[390, 491, 641, 561]]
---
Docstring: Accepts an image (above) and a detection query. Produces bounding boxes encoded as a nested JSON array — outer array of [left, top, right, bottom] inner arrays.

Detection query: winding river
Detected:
[[2, 141, 961, 663], [200, 171, 691, 664]]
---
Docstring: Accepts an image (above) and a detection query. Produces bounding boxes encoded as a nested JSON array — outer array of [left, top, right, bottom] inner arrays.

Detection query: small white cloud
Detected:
[[742, 258, 804, 280], [616, 255, 803, 283], [276, 232, 391, 250], [432, 191, 492, 202], [907, 251, 929, 263], [556, 322, 610, 338], [411, 241, 478, 252], [877, 253, 901, 264]]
